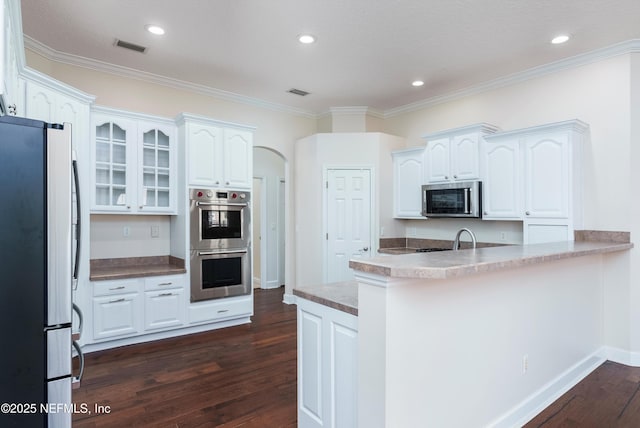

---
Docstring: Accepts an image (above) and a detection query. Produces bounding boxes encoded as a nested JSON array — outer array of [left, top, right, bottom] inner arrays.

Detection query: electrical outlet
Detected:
[[522, 354, 529, 374], [500, 231, 507, 242], [151, 225, 160, 238], [380, 226, 385, 237], [123, 226, 131, 237]]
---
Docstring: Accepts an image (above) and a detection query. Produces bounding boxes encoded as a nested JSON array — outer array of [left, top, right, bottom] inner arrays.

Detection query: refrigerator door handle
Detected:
[[72, 158, 81, 287], [72, 303, 83, 341], [72, 340, 84, 389]]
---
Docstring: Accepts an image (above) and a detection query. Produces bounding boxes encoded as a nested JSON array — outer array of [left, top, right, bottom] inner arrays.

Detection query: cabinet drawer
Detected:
[[188, 296, 252, 325], [144, 274, 185, 291], [93, 279, 142, 297]]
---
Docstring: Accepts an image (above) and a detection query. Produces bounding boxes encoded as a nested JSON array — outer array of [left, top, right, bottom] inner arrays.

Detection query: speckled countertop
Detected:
[[350, 239, 633, 279], [293, 231, 632, 315], [293, 281, 358, 316], [90, 256, 186, 281]]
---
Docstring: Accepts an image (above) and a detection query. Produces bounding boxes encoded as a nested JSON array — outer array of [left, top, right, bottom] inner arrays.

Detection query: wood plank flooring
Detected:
[[525, 360, 640, 428], [72, 288, 297, 428], [74, 287, 640, 427]]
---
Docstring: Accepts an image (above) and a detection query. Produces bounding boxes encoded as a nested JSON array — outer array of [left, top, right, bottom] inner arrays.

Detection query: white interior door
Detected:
[[326, 169, 372, 283]]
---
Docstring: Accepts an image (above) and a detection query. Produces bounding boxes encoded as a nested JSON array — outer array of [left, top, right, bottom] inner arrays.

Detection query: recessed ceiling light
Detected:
[[298, 34, 316, 44], [145, 25, 165, 36], [412, 80, 425, 87], [551, 35, 569, 44]]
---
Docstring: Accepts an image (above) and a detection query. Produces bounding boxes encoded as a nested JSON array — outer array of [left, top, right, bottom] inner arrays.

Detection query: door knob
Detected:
[[361, 247, 369, 252]]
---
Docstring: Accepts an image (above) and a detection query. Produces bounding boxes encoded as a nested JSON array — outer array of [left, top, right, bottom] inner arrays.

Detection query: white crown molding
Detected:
[[23, 35, 317, 119], [385, 39, 640, 118], [23, 33, 640, 121], [328, 106, 385, 118], [21, 66, 95, 104]]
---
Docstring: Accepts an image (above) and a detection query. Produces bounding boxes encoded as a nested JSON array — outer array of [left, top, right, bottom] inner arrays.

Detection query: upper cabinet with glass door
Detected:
[[139, 121, 175, 212], [91, 109, 177, 214]]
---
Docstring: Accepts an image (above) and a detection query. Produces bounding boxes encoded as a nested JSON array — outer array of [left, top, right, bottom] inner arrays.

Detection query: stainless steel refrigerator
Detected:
[[0, 115, 78, 427]]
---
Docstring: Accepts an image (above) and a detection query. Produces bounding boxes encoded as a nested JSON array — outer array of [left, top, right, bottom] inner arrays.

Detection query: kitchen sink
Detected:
[[415, 248, 450, 253]]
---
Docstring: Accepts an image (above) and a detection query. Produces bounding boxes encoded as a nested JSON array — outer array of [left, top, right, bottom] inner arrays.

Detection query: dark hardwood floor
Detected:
[[73, 287, 640, 427], [525, 360, 640, 428], [73, 287, 297, 428]]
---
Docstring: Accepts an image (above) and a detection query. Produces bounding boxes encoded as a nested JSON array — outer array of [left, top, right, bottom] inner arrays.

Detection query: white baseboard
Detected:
[[488, 350, 606, 428], [602, 346, 640, 367], [282, 293, 296, 305]]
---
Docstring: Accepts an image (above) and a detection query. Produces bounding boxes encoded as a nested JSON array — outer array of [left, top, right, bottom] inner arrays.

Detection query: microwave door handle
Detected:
[[72, 159, 81, 283], [464, 188, 470, 214]]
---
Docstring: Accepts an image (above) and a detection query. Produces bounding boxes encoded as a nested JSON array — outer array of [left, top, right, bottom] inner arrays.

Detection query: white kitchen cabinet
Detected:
[[482, 120, 587, 243], [144, 288, 185, 331], [24, 75, 93, 154], [423, 124, 499, 183], [178, 113, 254, 190], [222, 128, 253, 188], [92, 279, 143, 341], [91, 108, 177, 214], [143, 275, 186, 331], [481, 137, 521, 220], [0, 0, 23, 116], [523, 131, 570, 219], [392, 147, 426, 218], [297, 297, 358, 428]]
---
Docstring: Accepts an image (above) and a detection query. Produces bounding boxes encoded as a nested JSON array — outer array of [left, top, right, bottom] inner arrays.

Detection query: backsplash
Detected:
[[90, 215, 172, 259]]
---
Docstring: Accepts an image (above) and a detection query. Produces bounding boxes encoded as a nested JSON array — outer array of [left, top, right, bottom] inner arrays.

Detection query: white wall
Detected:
[[295, 132, 404, 286], [253, 147, 286, 289]]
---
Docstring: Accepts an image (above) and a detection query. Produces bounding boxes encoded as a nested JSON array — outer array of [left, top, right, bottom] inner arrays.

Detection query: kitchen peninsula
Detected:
[[296, 232, 633, 428]]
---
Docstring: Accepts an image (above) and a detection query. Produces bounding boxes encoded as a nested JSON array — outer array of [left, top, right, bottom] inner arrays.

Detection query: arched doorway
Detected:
[[252, 147, 286, 290]]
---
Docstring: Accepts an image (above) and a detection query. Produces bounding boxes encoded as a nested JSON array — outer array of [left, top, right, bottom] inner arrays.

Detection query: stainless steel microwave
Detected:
[[421, 180, 482, 218]]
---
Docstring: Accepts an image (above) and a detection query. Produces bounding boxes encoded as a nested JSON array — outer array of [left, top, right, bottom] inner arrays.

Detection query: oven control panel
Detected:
[[190, 188, 249, 203]]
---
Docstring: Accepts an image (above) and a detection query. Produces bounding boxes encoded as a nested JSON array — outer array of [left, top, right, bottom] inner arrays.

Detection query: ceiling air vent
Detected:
[[287, 88, 310, 96], [114, 39, 147, 54]]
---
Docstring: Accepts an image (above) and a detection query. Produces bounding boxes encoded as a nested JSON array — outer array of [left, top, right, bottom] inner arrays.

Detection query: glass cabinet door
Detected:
[[95, 121, 128, 208], [141, 128, 171, 209]]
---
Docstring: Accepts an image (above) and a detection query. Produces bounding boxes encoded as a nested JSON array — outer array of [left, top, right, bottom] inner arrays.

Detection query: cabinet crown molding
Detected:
[[174, 112, 256, 131], [484, 119, 589, 141], [421, 123, 501, 140]]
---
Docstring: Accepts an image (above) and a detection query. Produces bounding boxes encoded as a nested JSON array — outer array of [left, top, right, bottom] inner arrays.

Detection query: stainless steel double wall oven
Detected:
[[189, 188, 251, 302]]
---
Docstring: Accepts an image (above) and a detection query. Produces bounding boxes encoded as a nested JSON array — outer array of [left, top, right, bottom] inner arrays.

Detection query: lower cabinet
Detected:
[[93, 289, 143, 341], [297, 297, 358, 428], [144, 288, 186, 331], [91, 274, 186, 342]]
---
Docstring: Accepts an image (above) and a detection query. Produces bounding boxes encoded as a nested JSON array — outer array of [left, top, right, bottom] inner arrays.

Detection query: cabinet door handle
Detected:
[[525, 211, 531, 216], [453, 175, 458, 179], [444, 175, 449, 180], [159, 293, 173, 297], [109, 298, 126, 303], [217, 309, 229, 314], [109, 286, 126, 291], [157, 282, 173, 286]]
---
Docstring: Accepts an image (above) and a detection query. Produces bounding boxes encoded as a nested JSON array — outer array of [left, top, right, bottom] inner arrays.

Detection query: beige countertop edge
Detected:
[[90, 267, 187, 281], [293, 282, 358, 316], [350, 241, 634, 279]]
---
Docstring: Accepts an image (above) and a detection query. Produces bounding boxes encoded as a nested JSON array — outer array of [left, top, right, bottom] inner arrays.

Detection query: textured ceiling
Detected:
[[20, 0, 640, 115]]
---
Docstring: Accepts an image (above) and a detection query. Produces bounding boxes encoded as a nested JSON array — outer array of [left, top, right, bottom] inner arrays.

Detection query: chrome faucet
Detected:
[[453, 228, 477, 251]]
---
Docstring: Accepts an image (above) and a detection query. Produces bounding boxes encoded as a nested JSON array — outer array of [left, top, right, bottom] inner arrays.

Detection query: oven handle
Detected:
[[196, 202, 248, 207], [198, 249, 248, 256]]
